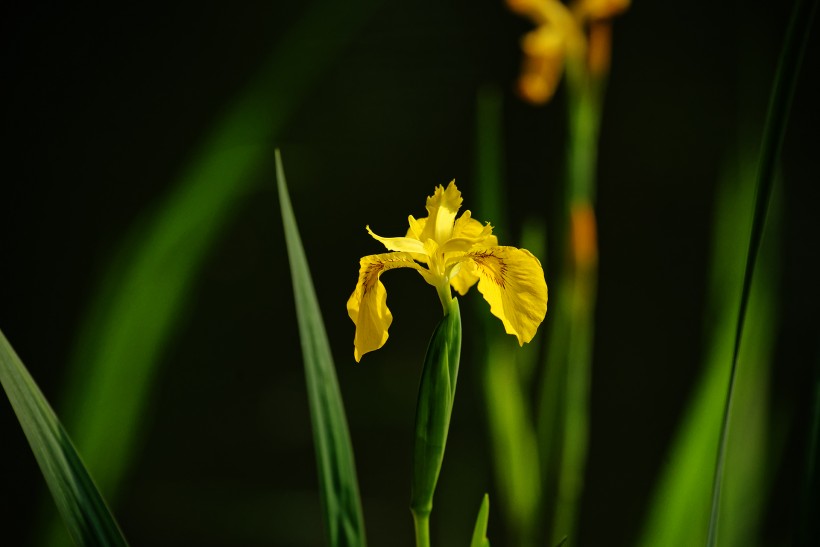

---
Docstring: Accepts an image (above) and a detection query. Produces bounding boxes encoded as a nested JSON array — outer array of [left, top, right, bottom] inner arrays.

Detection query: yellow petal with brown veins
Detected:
[[469, 246, 548, 344], [347, 252, 427, 362]]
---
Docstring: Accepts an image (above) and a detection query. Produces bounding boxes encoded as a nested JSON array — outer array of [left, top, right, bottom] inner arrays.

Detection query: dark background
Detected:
[[2, 1, 818, 546]]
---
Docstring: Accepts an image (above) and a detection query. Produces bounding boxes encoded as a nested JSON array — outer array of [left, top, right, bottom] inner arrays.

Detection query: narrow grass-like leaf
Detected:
[[276, 149, 366, 547], [0, 329, 128, 547], [636, 151, 780, 546], [469, 494, 491, 547], [482, 341, 540, 547], [41, 2, 383, 545], [707, 2, 816, 544]]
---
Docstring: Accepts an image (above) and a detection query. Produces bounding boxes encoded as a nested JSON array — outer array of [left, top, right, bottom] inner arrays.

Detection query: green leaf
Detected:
[[482, 339, 540, 546], [41, 2, 384, 545], [636, 155, 781, 547], [706, 2, 816, 544], [470, 493, 491, 547], [0, 329, 129, 547], [276, 149, 367, 547]]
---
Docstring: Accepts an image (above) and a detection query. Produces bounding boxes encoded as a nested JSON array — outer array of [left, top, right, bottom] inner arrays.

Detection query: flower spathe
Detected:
[[347, 181, 548, 362]]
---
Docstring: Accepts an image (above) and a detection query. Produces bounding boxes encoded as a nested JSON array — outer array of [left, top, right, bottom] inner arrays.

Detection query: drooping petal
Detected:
[[419, 181, 463, 244], [468, 246, 548, 344], [367, 225, 427, 254], [444, 230, 499, 295], [347, 252, 426, 362]]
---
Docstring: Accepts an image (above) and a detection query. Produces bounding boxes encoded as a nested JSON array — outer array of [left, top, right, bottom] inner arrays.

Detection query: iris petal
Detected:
[[367, 225, 427, 254], [441, 212, 495, 252], [468, 246, 548, 344], [407, 215, 426, 240], [449, 260, 479, 296], [347, 252, 425, 362], [419, 181, 463, 244], [452, 211, 492, 240]]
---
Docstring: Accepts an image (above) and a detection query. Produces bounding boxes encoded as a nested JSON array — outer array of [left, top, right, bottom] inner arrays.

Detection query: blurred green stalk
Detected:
[[474, 85, 543, 547], [539, 61, 604, 547], [475, 64, 606, 545]]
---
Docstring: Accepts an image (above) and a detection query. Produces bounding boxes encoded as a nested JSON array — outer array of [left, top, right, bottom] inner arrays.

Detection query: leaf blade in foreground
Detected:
[[276, 149, 366, 547], [0, 329, 128, 547]]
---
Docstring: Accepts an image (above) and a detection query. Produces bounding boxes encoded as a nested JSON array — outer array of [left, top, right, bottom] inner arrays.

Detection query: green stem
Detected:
[[436, 282, 454, 316], [413, 510, 431, 547], [548, 61, 603, 546]]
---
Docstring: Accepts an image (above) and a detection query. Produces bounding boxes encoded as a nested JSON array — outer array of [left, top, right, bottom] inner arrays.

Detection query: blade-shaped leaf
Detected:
[[276, 149, 366, 547], [636, 156, 780, 546], [41, 2, 384, 545], [0, 329, 128, 547], [706, 1, 816, 544], [470, 493, 491, 547], [54, 0, 385, 502]]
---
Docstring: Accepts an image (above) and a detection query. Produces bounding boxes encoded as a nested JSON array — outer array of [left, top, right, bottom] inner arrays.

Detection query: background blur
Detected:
[[2, 1, 818, 546]]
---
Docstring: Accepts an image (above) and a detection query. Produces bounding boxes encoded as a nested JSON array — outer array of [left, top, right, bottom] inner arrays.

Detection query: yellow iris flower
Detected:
[[347, 181, 548, 362]]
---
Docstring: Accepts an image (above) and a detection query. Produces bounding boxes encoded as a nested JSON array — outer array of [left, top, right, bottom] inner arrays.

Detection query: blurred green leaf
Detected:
[[469, 493, 491, 547], [0, 329, 128, 547], [42, 1, 383, 545], [636, 151, 780, 547], [706, 2, 815, 544], [483, 340, 540, 546], [276, 149, 366, 547]]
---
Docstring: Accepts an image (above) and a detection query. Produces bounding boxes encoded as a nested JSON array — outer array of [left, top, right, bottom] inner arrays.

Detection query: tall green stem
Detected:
[[548, 63, 603, 546]]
